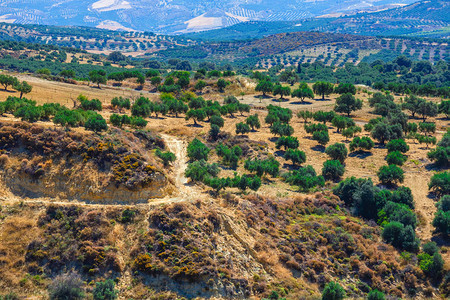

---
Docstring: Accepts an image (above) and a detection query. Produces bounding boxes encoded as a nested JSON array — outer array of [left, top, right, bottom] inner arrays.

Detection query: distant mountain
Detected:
[[0, 0, 418, 34], [185, 0, 450, 41]]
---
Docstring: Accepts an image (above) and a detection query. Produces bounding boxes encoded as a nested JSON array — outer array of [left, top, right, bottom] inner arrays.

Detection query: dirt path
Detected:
[[159, 134, 201, 203]]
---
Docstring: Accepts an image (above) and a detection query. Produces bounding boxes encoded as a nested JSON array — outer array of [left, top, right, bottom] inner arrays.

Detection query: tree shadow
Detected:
[[272, 98, 289, 103], [253, 95, 272, 99], [186, 123, 203, 128], [374, 144, 386, 149], [425, 163, 447, 172], [436, 116, 449, 122], [274, 150, 285, 157], [269, 137, 278, 142], [427, 192, 438, 200], [291, 101, 313, 105], [311, 145, 325, 152], [282, 163, 299, 171], [315, 98, 331, 102], [431, 235, 450, 247], [349, 151, 373, 159]]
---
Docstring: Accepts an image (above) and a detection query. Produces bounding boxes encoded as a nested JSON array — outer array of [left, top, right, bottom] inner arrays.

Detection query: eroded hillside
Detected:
[[1, 192, 445, 299], [0, 121, 174, 203]]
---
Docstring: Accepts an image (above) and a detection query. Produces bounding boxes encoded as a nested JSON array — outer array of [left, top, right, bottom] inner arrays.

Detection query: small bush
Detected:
[[349, 136, 374, 152], [48, 272, 84, 300], [382, 222, 419, 252], [428, 171, 449, 196], [284, 149, 306, 165], [377, 165, 404, 185], [322, 160, 345, 181], [325, 143, 348, 163], [236, 122, 250, 135], [284, 165, 325, 191], [386, 139, 409, 153], [312, 130, 329, 146], [322, 282, 345, 300], [187, 138, 210, 161], [85, 113, 108, 133], [93, 279, 118, 300], [155, 149, 176, 167], [386, 151, 407, 166]]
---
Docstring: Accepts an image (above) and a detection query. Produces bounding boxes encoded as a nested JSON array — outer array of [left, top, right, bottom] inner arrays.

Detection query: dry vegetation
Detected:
[[0, 72, 448, 299]]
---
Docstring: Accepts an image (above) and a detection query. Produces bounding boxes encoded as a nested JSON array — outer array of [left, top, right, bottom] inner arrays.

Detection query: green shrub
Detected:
[[130, 116, 147, 128], [418, 252, 444, 279], [331, 115, 354, 133], [432, 209, 450, 237], [232, 174, 261, 192], [185, 160, 219, 182], [378, 202, 417, 228], [386, 139, 409, 153], [244, 157, 279, 177], [428, 171, 449, 196], [80, 98, 102, 111], [325, 143, 348, 163], [131, 97, 152, 117], [377, 165, 404, 185], [284, 165, 325, 191], [14, 105, 42, 122], [93, 279, 118, 300], [391, 186, 414, 209], [85, 113, 107, 133], [210, 115, 224, 128], [305, 123, 328, 133], [236, 122, 250, 135], [313, 111, 336, 124], [321, 281, 345, 300], [155, 149, 176, 167], [270, 121, 294, 137], [386, 151, 407, 166], [209, 124, 220, 141], [312, 130, 329, 146], [187, 138, 210, 161], [349, 136, 374, 152], [53, 109, 83, 129], [121, 209, 135, 223], [422, 242, 439, 256], [437, 195, 450, 212], [284, 149, 306, 166], [427, 147, 449, 166], [216, 144, 242, 169], [367, 290, 385, 300], [111, 97, 130, 111], [246, 114, 261, 131], [276, 136, 299, 150], [417, 134, 437, 148], [419, 122, 436, 135], [322, 160, 345, 181], [382, 222, 419, 252]]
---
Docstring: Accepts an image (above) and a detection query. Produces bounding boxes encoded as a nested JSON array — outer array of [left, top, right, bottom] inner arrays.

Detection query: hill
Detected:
[[0, 0, 418, 34], [156, 31, 449, 68], [185, 0, 450, 41], [0, 61, 448, 298], [0, 23, 196, 56]]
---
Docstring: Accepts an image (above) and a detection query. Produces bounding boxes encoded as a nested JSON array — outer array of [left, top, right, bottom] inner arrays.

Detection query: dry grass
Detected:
[[0, 210, 43, 294]]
